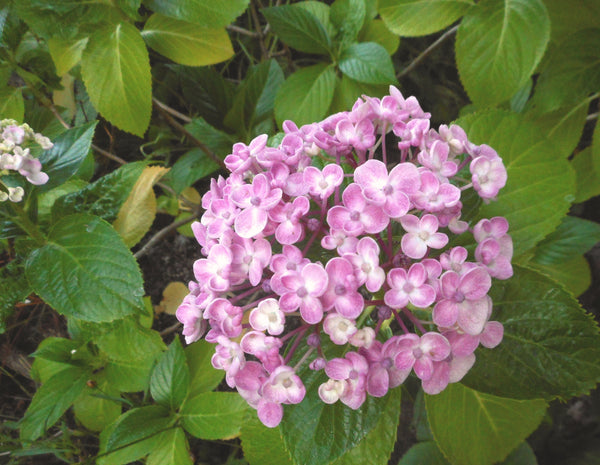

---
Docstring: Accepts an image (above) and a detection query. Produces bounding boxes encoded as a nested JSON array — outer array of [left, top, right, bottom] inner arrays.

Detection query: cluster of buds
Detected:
[[0, 120, 52, 202], [176, 86, 512, 427]]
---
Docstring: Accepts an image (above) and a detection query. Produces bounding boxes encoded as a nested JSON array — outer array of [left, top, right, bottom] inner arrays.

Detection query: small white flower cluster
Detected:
[[0, 119, 52, 202]]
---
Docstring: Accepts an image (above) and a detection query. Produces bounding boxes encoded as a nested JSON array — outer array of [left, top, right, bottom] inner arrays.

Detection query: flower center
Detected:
[[251, 196, 261, 206], [297, 286, 308, 298], [335, 284, 346, 296]]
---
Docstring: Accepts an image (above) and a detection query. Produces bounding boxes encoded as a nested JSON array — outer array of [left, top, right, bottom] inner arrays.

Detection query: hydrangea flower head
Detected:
[[176, 86, 512, 427]]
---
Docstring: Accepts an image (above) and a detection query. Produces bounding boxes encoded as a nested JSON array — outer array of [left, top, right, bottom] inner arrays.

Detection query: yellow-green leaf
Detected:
[[48, 36, 89, 75]]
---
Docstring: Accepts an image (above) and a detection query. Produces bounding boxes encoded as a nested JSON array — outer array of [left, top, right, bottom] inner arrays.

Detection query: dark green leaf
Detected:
[[571, 147, 600, 203], [426, 383, 546, 465], [164, 148, 221, 194], [456, 110, 575, 257], [0, 260, 30, 334], [31, 337, 79, 363], [379, 0, 472, 37], [181, 392, 247, 439], [147, 427, 192, 465], [339, 42, 397, 85], [532, 28, 600, 112], [543, 0, 600, 46], [398, 441, 450, 465], [224, 60, 284, 138], [0, 86, 24, 122], [81, 22, 151, 136], [104, 405, 173, 453], [241, 412, 293, 465], [52, 161, 145, 221], [329, 75, 388, 114], [73, 374, 122, 432], [37, 122, 97, 191], [145, 0, 249, 28], [528, 255, 591, 298], [501, 442, 538, 465], [262, 5, 332, 55], [274, 63, 336, 127], [330, 0, 366, 45], [463, 266, 600, 400], [20, 366, 89, 441], [185, 340, 224, 397], [150, 338, 190, 410], [532, 216, 600, 265], [25, 214, 145, 322], [456, 0, 550, 107]]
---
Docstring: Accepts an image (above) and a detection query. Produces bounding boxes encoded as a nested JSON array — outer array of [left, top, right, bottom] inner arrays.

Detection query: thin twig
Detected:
[[134, 212, 200, 259], [152, 98, 192, 123], [152, 98, 227, 170], [227, 24, 260, 38], [250, 0, 268, 60], [91, 143, 127, 165], [398, 25, 459, 79], [586, 112, 599, 121], [160, 321, 182, 336]]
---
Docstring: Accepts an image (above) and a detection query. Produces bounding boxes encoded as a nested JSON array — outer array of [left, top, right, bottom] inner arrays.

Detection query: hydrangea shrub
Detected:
[[177, 86, 512, 427]]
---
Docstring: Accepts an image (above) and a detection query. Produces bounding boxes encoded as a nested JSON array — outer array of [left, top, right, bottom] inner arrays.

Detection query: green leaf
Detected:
[[462, 266, 600, 400], [280, 365, 391, 465], [262, 5, 332, 55], [98, 416, 156, 465], [150, 338, 190, 410], [38, 178, 88, 220], [97, 317, 166, 392], [501, 442, 538, 465], [456, 110, 575, 257], [594, 118, 600, 177], [528, 255, 592, 298], [379, 0, 472, 37], [0, 260, 31, 334], [73, 374, 121, 432], [30, 337, 81, 384], [81, 22, 151, 136], [543, 0, 600, 46], [142, 14, 233, 66], [47, 36, 88, 75], [181, 392, 247, 440], [527, 97, 589, 158], [296, 1, 336, 38], [426, 383, 547, 465], [398, 441, 450, 465], [532, 28, 600, 112], [145, 0, 249, 28], [185, 340, 224, 397], [25, 214, 145, 322], [339, 42, 397, 85], [330, 0, 366, 45], [358, 19, 400, 55], [224, 59, 284, 138], [571, 146, 600, 203], [52, 161, 146, 222], [330, 386, 401, 465], [20, 366, 89, 441], [185, 116, 234, 153], [147, 427, 192, 465], [456, 0, 550, 107], [104, 405, 173, 455], [532, 216, 600, 265], [163, 148, 220, 194], [37, 122, 97, 191], [329, 75, 388, 113], [274, 63, 336, 127], [0, 86, 24, 122], [241, 412, 293, 465]]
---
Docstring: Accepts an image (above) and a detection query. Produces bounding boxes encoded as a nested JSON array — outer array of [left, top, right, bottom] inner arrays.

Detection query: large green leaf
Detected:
[[398, 442, 450, 465], [532, 216, 600, 265], [379, 0, 473, 37], [426, 383, 546, 465], [147, 427, 192, 465], [47, 36, 88, 75], [330, 0, 366, 45], [150, 338, 190, 410], [0, 86, 24, 122], [52, 161, 146, 222], [339, 42, 397, 85], [463, 266, 600, 400], [532, 28, 600, 112], [241, 413, 294, 465], [145, 0, 249, 28], [329, 75, 388, 114], [181, 391, 247, 439], [262, 5, 332, 56], [279, 365, 391, 465], [358, 19, 400, 55], [25, 214, 145, 322], [223, 59, 284, 138], [142, 13, 233, 66], [185, 340, 224, 397], [456, 0, 550, 107], [0, 260, 30, 334], [571, 147, 600, 203], [330, 386, 402, 465], [529, 255, 591, 298], [20, 366, 89, 441], [163, 148, 220, 194], [543, 0, 600, 46], [457, 110, 575, 257], [274, 63, 336, 127], [81, 22, 151, 136], [73, 374, 122, 432], [37, 122, 97, 191]]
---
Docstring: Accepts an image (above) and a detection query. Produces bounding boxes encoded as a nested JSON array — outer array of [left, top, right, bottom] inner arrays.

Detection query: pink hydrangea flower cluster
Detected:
[[0, 120, 52, 202], [177, 86, 512, 428]]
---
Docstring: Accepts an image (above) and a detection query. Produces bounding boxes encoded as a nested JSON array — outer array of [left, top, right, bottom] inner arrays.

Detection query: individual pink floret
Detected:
[[343, 236, 386, 292], [393, 332, 451, 381], [304, 164, 344, 200], [269, 196, 310, 245], [384, 263, 437, 309], [249, 298, 285, 335], [279, 262, 329, 324], [411, 170, 461, 213], [321, 257, 364, 319], [470, 155, 507, 199], [327, 183, 389, 236], [323, 313, 357, 345], [360, 337, 412, 397], [320, 351, 369, 409], [262, 365, 306, 405], [400, 214, 448, 259]]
